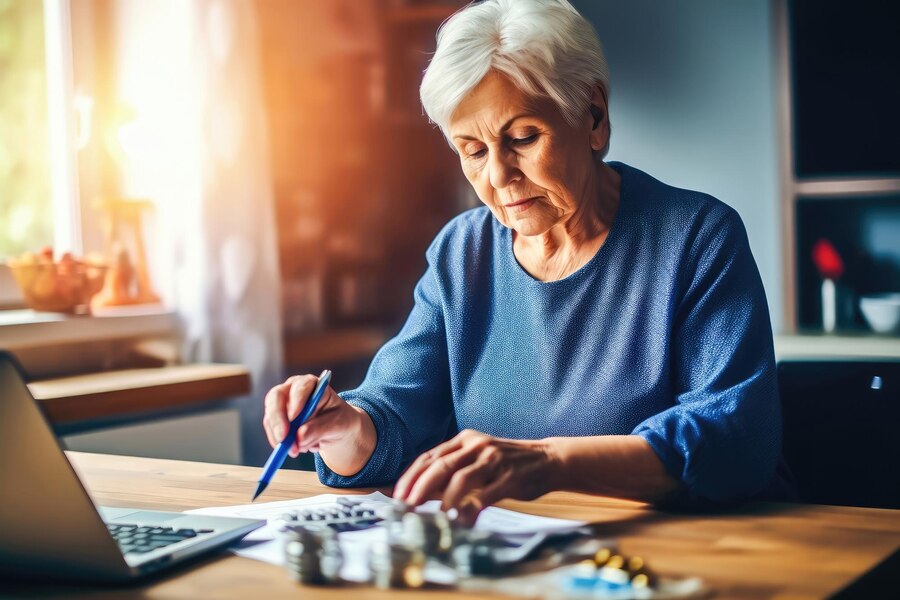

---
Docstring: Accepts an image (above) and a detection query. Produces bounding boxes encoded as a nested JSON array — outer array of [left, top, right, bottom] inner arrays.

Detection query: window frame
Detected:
[[44, 0, 83, 257]]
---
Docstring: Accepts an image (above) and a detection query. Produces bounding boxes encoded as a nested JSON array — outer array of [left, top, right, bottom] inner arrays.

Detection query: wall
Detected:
[[573, 0, 783, 332]]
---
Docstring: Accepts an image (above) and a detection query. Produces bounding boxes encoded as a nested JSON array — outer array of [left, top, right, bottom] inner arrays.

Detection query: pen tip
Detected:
[[251, 481, 265, 502]]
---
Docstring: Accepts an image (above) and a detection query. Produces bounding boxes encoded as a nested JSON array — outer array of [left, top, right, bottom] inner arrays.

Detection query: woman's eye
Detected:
[[512, 134, 538, 146], [468, 148, 487, 159]]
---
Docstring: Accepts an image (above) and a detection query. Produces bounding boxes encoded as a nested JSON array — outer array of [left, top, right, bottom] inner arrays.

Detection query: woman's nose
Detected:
[[488, 150, 522, 189]]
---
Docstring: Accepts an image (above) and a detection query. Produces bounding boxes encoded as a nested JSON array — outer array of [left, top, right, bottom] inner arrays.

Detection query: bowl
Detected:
[[859, 293, 900, 334], [7, 252, 107, 314]]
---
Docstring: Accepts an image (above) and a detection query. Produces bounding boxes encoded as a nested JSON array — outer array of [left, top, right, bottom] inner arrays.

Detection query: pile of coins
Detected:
[[368, 502, 457, 589], [451, 530, 508, 577], [400, 510, 454, 555], [565, 547, 657, 593], [368, 540, 427, 589], [282, 525, 343, 585], [282, 499, 634, 593]]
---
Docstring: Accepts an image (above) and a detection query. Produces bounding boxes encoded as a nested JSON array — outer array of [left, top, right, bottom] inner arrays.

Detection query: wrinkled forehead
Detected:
[[448, 71, 557, 139]]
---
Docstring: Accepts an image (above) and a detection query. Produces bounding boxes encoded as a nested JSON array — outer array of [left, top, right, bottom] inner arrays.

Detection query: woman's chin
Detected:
[[511, 218, 553, 238]]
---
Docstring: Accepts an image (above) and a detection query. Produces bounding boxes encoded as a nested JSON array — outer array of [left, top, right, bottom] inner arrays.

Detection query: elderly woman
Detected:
[[263, 0, 792, 521]]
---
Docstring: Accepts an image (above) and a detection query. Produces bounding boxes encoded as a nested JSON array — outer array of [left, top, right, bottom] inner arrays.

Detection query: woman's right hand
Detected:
[[262, 374, 376, 477]]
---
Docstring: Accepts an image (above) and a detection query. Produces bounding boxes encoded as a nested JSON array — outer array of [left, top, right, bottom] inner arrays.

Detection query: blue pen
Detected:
[[252, 369, 332, 501]]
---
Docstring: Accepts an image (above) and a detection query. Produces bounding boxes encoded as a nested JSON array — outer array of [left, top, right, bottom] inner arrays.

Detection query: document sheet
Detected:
[[188, 491, 585, 582]]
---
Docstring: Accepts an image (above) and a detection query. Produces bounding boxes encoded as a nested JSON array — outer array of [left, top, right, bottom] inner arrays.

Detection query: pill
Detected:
[[594, 547, 612, 566]]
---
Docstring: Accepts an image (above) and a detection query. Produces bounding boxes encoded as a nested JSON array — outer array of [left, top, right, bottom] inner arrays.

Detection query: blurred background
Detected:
[[1, 0, 898, 468]]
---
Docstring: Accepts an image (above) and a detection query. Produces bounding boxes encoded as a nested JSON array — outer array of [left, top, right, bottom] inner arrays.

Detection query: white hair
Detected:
[[420, 0, 610, 153]]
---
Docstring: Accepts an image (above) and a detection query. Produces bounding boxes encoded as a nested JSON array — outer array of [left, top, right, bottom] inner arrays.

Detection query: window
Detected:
[[0, 0, 53, 260], [0, 0, 83, 308]]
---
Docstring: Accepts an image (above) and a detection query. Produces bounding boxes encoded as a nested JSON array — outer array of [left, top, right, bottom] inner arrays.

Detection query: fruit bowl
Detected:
[[6, 250, 107, 314]]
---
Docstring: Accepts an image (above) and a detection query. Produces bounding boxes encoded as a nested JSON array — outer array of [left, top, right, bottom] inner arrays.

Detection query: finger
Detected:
[[393, 448, 443, 502], [262, 382, 291, 444], [262, 408, 276, 448], [405, 446, 481, 506], [457, 472, 513, 527], [288, 387, 341, 457], [394, 437, 465, 501], [289, 438, 300, 458], [287, 376, 318, 421], [440, 461, 492, 515], [442, 446, 499, 508], [396, 435, 471, 498], [262, 385, 282, 445], [294, 408, 346, 453]]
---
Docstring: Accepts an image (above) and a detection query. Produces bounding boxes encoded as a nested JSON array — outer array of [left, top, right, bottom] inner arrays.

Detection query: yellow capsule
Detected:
[[628, 556, 645, 572], [403, 564, 425, 588], [593, 548, 612, 566], [606, 555, 625, 570], [632, 573, 650, 588]]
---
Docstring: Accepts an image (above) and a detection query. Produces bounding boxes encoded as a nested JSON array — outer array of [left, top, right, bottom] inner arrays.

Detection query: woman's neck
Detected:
[[514, 162, 621, 282]]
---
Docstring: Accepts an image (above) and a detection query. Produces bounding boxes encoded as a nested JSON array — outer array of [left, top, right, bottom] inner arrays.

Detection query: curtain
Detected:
[[115, 0, 281, 466]]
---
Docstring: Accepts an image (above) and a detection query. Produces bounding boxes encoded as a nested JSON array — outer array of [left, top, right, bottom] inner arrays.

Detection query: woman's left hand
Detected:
[[392, 429, 557, 525]]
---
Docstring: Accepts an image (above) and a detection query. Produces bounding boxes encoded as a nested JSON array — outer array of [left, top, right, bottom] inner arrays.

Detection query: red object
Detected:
[[811, 239, 844, 280]]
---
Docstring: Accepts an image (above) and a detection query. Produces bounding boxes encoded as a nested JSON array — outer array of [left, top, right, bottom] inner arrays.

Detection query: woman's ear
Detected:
[[590, 105, 604, 130], [589, 84, 610, 152]]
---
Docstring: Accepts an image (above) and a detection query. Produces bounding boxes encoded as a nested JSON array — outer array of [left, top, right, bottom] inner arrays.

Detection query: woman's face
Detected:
[[448, 71, 607, 237]]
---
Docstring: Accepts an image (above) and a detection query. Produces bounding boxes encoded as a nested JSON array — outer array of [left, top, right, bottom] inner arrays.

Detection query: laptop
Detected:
[[0, 351, 265, 582]]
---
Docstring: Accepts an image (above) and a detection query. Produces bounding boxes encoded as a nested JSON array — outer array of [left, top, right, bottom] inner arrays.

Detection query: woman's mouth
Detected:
[[505, 197, 538, 213]]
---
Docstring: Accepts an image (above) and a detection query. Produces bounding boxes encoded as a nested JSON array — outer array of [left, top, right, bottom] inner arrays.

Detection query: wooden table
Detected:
[[3, 453, 899, 599]]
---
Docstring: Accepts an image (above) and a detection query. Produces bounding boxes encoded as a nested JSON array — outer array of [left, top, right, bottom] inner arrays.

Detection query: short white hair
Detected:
[[420, 0, 610, 150]]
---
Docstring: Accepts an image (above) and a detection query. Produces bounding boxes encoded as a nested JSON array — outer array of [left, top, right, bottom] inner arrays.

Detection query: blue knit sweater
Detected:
[[316, 162, 787, 504]]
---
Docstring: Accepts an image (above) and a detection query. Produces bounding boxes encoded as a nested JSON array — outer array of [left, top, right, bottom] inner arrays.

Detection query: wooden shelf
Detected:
[[775, 333, 900, 360], [0, 307, 177, 350], [283, 326, 390, 367], [28, 364, 251, 424]]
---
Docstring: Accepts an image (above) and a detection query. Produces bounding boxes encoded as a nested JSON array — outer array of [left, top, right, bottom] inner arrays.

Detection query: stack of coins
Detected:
[[283, 526, 325, 585], [451, 530, 505, 577], [282, 525, 344, 586], [384, 501, 411, 543], [400, 511, 454, 556], [318, 527, 344, 583], [368, 540, 426, 589]]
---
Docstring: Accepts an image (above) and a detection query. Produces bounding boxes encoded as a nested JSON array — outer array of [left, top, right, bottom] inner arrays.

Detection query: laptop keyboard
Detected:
[[107, 523, 214, 555]]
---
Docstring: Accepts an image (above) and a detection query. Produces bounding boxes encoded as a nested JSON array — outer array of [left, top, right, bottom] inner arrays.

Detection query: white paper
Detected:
[[188, 492, 392, 573], [188, 491, 585, 582]]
